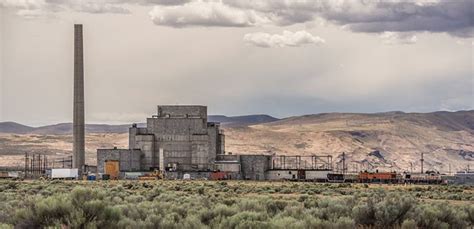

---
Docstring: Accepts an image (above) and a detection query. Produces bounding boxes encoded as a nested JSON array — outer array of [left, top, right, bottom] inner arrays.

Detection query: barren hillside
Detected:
[[225, 111, 474, 172], [0, 111, 472, 172]]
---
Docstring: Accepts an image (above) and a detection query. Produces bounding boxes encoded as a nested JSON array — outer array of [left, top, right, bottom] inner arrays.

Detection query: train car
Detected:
[[404, 172, 442, 184], [0, 171, 11, 179], [327, 173, 344, 183], [453, 172, 474, 185], [343, 174, 358, 183], [0, 171, 20, 179], [305, 170, 331, 182], [358, 171, 398, 183]]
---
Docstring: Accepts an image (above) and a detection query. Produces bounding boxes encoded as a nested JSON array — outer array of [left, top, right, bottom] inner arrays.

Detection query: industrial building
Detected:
[[97, 106, 224, 175], [97, 105, 333, 180]]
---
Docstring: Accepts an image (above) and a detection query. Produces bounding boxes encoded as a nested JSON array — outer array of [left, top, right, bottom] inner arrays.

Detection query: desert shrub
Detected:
[[352, 200, 376, 225], [197, 186, 205, 195], [237, 198, 266, 212], [265, 199, 289, 216], [374, 192, 415, 227], [401, 219, 417, 229], [219, 211, 270, 229], [15, 195, 73, 228], [465, 205, 474, 225], [333, 216, 355, 229], [147, 186, 164, 201], [413, 203, 468, 229], [270, 216, 305, 229], [277, 205, 306, 220], [1, 180, 473, 228], [313, 198, 352, 221], [158, 212, 181, 229], [297, 194, 309, 202], [213, 203, 238, 218], [180, 215, 206, 229], [0, 223, 13, 229]]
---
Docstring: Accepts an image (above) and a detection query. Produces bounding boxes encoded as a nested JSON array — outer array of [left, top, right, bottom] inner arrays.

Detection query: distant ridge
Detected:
[[0, 114, 280, 134], [208, 114, 279, 126], [0, 111, 472, 171], [0, 122, 34, 134], [269, 110, 474, 132]]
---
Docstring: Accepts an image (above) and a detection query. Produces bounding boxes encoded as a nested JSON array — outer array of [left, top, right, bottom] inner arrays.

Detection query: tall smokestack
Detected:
[[73, 24, 85, 172]]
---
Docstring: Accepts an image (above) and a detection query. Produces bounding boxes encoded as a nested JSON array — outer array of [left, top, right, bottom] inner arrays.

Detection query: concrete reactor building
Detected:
[[98, 105, 237, 179], [97, 105, 333, 181]]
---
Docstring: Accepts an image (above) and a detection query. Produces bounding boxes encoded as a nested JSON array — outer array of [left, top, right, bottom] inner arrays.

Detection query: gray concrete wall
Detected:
[[240, 155, 272, 180], [216, 154, 240, 161], [97, 149, 141, 174], [124, 105, 225, 173], [147, 118, 207, 135], [207, 123, 218, 166], [158, 105, 207, 119], [218, 132, 225, 155], [129, 126, 148, 150], [215, 163, 240, 172], [134, 135, 154, 170]]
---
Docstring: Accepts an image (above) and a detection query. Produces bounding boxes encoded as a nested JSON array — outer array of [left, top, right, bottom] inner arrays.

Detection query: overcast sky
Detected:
[[0, 0, 473, 126]]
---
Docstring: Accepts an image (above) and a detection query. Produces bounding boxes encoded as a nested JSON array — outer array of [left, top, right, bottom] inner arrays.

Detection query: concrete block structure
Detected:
[[98, 105, 226, 176], [129, 105, 225, 171], [240, 155, 272, 180], [96, 149, 141, 174]]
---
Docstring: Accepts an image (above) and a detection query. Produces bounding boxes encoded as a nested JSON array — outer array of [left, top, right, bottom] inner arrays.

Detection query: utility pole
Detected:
[[24, 153, 28, 179], [420, 152, 424, 174], [342, 152, 346, 175]]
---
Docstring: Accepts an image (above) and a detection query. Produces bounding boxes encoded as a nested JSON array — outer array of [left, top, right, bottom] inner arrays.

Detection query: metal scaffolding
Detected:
[[271, 155, 333, 170]]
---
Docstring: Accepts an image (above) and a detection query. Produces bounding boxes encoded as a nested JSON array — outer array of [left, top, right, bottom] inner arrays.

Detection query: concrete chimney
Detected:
[[73, 24, 85, 172]]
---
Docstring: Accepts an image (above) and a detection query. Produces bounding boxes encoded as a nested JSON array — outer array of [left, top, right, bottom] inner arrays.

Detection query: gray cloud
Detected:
[[243, 30, 325, 48], [2, 0, 472, 38], [1, 5, 472, 125], [133, 0, 191, 6], [329, 0, 473, 37], [225, 0, 474, 37], [0, 0, 130, 16], [149, 1, 266, 27]]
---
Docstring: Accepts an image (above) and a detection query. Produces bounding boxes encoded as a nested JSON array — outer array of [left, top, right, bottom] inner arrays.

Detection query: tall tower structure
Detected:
[[73, 24, 85, 171]]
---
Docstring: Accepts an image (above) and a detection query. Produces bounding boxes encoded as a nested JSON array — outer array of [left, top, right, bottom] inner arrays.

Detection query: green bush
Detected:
[[0, 180, 472, 228]]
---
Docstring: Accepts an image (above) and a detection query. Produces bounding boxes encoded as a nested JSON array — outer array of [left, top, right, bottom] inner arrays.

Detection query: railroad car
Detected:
[[358, 171, 398, 183], [327, 173, 344, 182], [343, 174, 358, 183], [0, 171, 20, 179], [403, 173, 442, 184]]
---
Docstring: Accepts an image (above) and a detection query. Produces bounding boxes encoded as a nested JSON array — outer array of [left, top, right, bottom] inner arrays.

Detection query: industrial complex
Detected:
[[96, 105, 334, 180], [1, 24, 472, 185]]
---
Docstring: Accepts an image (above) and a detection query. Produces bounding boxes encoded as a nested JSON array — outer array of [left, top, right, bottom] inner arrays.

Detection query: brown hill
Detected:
[[224, 111, 473, 173], [0, 111, 472, 172]]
